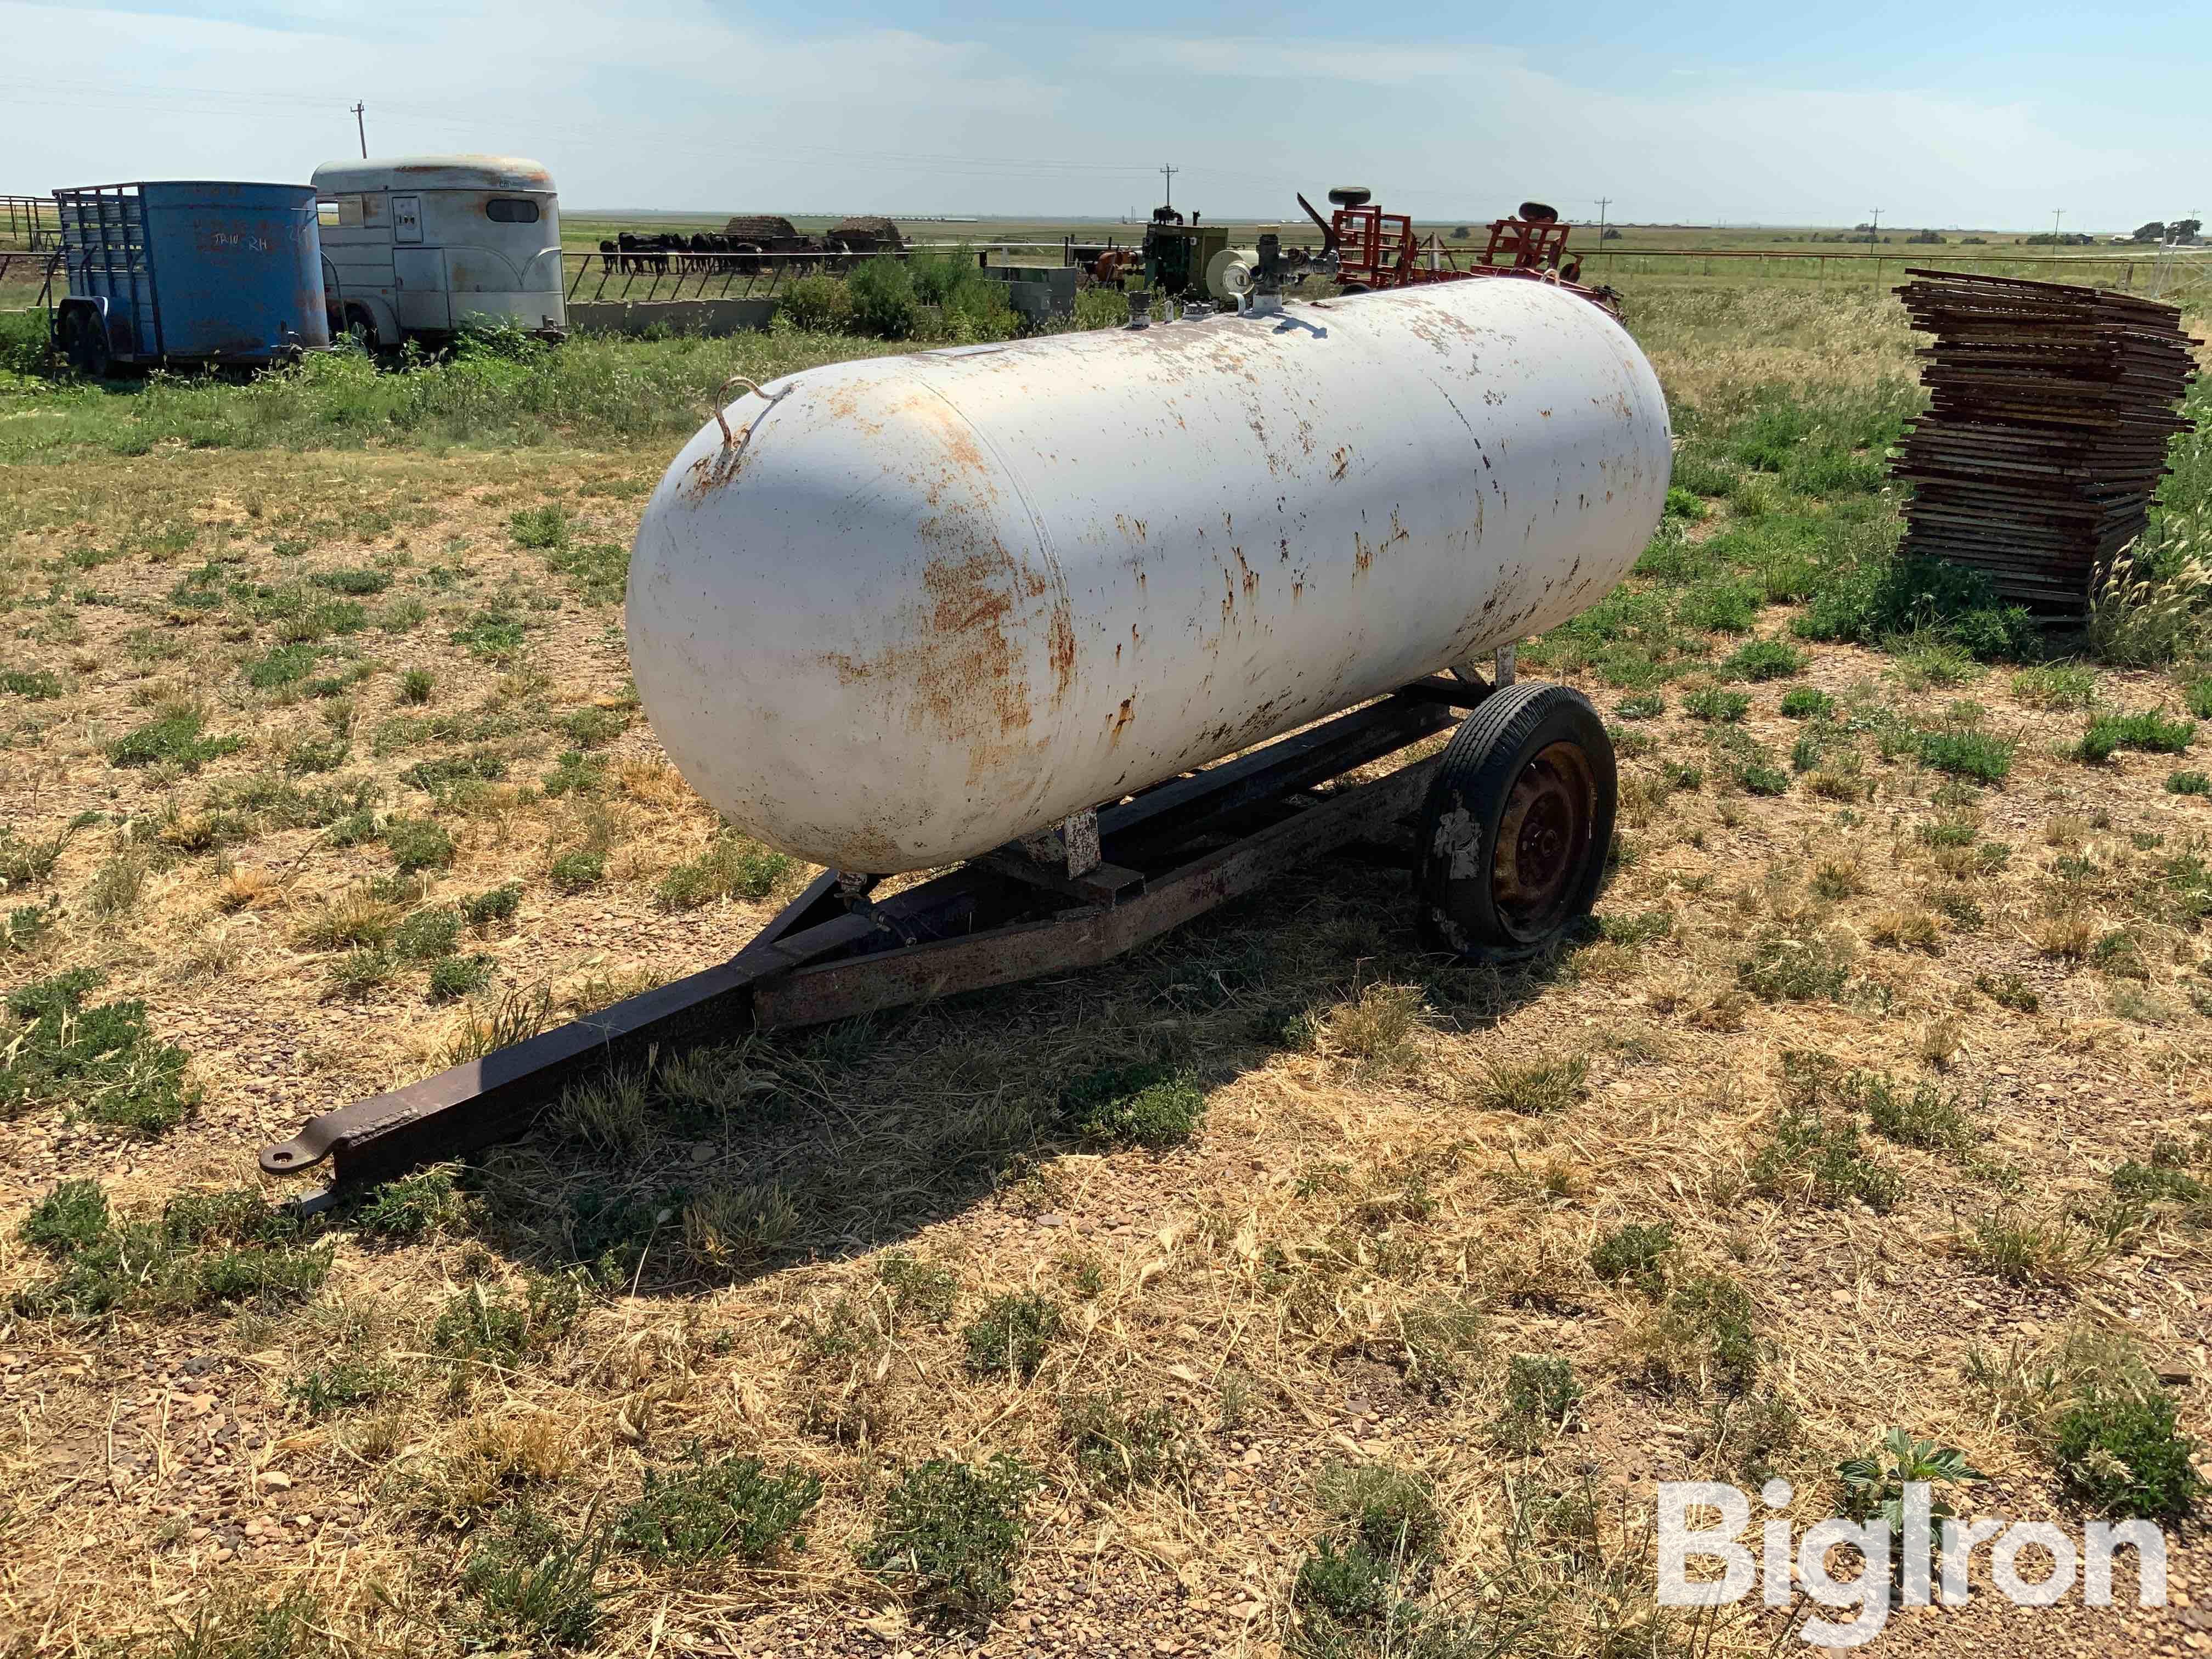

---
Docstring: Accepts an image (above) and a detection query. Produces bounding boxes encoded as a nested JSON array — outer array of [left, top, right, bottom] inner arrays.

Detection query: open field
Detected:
[[3, 275, 2212, 1659]]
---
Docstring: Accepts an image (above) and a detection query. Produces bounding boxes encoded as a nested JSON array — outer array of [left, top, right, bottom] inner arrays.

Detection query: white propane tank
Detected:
[[628, 276, 1671, 874]]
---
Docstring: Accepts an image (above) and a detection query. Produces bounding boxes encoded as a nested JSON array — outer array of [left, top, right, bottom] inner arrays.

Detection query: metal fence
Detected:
[[561, 241, 1094, 304], [0, 195, 54, 250]]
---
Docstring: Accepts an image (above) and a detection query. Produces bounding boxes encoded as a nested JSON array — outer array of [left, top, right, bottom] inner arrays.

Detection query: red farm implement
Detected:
[[1297, 188, 1620, 317]]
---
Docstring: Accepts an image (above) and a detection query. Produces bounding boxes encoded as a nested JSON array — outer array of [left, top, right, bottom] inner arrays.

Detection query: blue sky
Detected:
[[11, 1, 2207, 227]]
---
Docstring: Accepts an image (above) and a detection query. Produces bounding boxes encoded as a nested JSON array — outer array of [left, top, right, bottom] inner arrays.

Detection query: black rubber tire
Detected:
[[1413, 681, 1616, 961], [80, 313, 111, 380]]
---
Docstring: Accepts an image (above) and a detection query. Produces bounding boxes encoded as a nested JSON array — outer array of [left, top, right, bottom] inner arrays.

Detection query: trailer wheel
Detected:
[[1413, 681, 1615, 961]]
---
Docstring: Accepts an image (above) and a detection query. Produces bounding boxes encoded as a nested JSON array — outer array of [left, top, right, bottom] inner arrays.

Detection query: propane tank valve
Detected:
[[1244, 234, 1284, 318], [1124, 290, 1152, 330]]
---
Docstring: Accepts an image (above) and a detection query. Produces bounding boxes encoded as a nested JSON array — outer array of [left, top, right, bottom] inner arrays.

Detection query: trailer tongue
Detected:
[[261, 677, 1499, 1189]]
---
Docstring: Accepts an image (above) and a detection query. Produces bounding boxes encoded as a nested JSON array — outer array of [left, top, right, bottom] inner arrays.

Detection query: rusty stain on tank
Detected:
[[1331, 446, 1351, 481], [1111, 696, 1135, 742], [822, 543, 1041, 782]]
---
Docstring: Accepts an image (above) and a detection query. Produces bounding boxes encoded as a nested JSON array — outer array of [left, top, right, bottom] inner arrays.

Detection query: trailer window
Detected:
[[317, 202, 339, 227], [485, 198, 540, 224]]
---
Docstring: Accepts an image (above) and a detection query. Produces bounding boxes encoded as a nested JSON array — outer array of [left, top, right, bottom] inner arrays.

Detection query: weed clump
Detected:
[[352, 1167, 467, 1238], [14, 1180, 329, 1319], [2075, 709, 2197, 764], [1063, 1392, 1200, 1492], [963, 1292, 1062, 1380], [460, 1505, 607, 1652], [2055, 1390, 2205, 1521], [1736, 930, 1854, 1002], [1749, 1105, 1904, 1213], [1589, 1221, 1674, 1298], [616, 1446, 822, 1565], [286, 1359, 402, 1416], [1472, 1053, 1590, 1116], [1060, 1060, 1205, 1147], [862, 1456, 1037, 1618], [432, 1276, 585, 1364], [1722, 639, 1805, 680], [383, 816, 455, 872]]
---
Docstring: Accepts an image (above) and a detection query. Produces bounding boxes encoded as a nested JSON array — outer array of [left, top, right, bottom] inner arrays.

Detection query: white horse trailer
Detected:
[[312, 154, 565, 348]]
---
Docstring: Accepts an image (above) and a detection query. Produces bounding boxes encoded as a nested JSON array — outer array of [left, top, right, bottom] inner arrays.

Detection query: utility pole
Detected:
[[1159, 163, 1178, 211], [352, 103, 367, 159], [2052, 207, 2065, 242], [1593, 196, 1612, 237], [1869, 207, 1881, 246]]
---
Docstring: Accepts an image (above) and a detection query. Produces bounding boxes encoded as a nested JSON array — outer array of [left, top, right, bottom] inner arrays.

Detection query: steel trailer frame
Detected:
[[260, 675, 1501, 1195]]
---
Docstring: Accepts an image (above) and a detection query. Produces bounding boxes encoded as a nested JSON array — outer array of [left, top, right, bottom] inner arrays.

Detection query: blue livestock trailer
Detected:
[[52, 180, 331, 375]]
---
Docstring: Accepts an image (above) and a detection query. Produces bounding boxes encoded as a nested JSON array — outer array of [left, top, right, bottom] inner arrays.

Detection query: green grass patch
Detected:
[[13, 1180, 329, 1319], [1685, 687, 1751, 723], [2076, 710, 2197, 764], [1918, 727, 2014, 782], [656, 832, 792, 909], [1060, 1060, 1205, 1147], [105, 709, 242, 771], [1, 969, 196, 1135], [1720, 639, 1805, 681]]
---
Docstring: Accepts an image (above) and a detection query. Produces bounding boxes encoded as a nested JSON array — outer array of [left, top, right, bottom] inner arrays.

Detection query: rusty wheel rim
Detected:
[[1491, 740, 1596, 942]]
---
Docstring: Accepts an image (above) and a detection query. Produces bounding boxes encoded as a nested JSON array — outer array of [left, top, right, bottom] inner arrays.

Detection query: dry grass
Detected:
[[4, 317, 2212, 1658]]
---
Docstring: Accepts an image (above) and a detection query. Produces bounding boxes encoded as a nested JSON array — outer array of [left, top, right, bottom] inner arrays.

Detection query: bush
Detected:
[[2055, 1390, 2204, 1520], [1060, 1060, 1204, 1147], [845, 257, 919, 340], [777, 275, 852, 333], [862, 1456, 1036, 1618], [2169, 770, 2211, 795], [963, 1292, 1062, 1380], [616, 1447, 822, 1564]]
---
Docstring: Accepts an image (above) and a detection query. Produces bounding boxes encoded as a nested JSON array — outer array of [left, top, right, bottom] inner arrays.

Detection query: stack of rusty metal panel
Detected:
[[1891, 268, 2198, 615]]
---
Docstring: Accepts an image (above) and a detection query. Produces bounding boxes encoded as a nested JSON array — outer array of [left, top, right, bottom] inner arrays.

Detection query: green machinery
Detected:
[[1140, 207, 1229, 298]]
